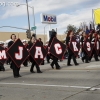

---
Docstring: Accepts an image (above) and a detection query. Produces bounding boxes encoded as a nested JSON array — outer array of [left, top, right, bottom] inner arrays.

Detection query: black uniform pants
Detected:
[[47, 54, 50, 63], [30, 62, 41, 72], [51, 56, 60, 69], [11, 62, 20, 77], [89, 49, 99, 61], [23, 59, 28, 66], [67, 53, 77, 65], [82, 49, 89, 62], [0, 63, 5, 71], [41, 60, 44, 65]]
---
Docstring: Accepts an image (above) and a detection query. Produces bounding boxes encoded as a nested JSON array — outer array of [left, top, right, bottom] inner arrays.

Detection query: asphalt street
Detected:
[[0, 58, 100, 100]]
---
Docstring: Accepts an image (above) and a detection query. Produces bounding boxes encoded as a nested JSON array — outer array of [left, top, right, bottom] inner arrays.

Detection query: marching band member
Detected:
[[96, 24, 100, 34], [28, 36, 42, 73], [22, 40, 28, 67], [8, 34, 21, 78], [80, 32, 89, 63], [45, 41, 50, 63], [98, 34, 100, 57], [38, 38, 44, 65], [5, 45, 10, 65], [66, 30, 79, 66], [48, 31, 61, 69], [0, 42, 5, 71], [38, 38, 43, 45], [89, 33, 99, 61]]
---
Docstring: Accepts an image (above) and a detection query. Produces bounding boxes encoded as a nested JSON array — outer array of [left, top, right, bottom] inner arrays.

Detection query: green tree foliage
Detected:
[[65, 24, 77, 33]]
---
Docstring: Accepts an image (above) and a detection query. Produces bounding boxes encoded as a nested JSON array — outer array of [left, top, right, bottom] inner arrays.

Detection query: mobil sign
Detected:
[[41, 13, 57, 24]]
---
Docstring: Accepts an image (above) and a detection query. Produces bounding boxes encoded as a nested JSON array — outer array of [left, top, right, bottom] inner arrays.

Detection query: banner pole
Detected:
[[92, 9, 95, 30]]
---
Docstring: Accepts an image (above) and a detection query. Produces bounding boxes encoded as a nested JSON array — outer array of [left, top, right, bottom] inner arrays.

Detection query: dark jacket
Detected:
[[80, 37, 84, 46], [48, 36, 55, 47], [48, 36, 56, 59], [8, 41, 14, 48], [8, 41, 14, 63], [80, 36, 87, 52], [66, 36, 73, 54], [28, 42, 34, 62], [66, 36, 70, 46], [40, 41, 43, 45]]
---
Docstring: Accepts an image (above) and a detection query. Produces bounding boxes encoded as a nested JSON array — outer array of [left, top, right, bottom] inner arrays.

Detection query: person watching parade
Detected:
[[86, 26, 90, 35]]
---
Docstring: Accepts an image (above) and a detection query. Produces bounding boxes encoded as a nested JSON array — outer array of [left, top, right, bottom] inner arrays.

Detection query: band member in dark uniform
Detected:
[[22, 40, 28, 67], [5, 46, 10, 65], [89, 33, 99, 61], [66, 30, 79, 66], [8, 34, 21, 78], [96, 24, 100, 34], [48, 31, 61, 69], [38, 38, 43, 45], [98, 34, 100, 57], [46, 54, 50, 63], [28, 36, 42, 73], [45, 41, 50, 63], [0, 62, 5, 71], [38, 38, 44, 65], [80, 32, 89, 63], [0, 42, 5, 71]]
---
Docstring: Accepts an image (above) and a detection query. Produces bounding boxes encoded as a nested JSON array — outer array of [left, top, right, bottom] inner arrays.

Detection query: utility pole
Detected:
[[26, 0, 31, 38]]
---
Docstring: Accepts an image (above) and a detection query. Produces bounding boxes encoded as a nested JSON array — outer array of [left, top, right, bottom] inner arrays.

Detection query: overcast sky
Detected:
[[0, 0, 100, 34]]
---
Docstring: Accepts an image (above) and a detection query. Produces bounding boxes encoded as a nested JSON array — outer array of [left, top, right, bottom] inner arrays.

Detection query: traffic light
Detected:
[[26, 30, 31, 39]]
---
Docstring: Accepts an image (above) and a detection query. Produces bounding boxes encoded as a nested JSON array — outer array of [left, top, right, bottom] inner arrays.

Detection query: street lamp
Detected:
[[16, 3, 36, 34]]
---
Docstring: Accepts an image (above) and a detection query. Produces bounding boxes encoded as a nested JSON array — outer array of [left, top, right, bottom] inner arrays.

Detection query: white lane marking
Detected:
[[86, 65, 100, 68], [0, 82, 98, 90]]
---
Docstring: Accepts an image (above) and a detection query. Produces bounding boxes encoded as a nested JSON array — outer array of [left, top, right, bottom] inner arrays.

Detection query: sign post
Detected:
[[40, 13, 57, 41]]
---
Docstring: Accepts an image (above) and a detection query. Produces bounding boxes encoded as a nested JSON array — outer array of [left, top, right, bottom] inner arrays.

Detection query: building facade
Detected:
[[0, 32, 66, 44]]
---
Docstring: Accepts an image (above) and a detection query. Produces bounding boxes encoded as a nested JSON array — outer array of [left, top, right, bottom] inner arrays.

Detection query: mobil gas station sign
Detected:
[[41, 13, 57, 24]]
